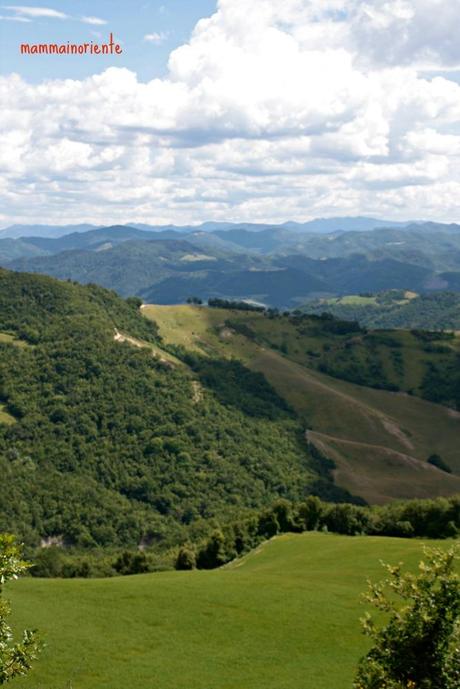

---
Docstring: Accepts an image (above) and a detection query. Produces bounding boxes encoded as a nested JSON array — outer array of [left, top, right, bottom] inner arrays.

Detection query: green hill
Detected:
[[0, 269, 348, 551], [8, 533, 456, 689], [6, 222, 460, 309], [1, 270, 459, 551], [143, 305, 460, 503], [304, 291, 460, 330]]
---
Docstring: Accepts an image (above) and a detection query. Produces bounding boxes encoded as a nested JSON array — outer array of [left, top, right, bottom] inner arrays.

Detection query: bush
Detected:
[[113, 551, 150, 576], [0, 534, 42, 683], [354, 547, 460, 689], [427, 454, 452, 474], [176, 546, 197, 570]]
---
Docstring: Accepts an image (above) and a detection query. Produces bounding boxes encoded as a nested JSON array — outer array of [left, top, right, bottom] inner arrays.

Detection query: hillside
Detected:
[[1, 267, 459, 554], [304, 291, 460, 330], [8, 533, 456, 689], [3, 222, 460, 309], [0, 269, 351, 550], [9, 238, 231, 297], [143, 304, 460, 503]]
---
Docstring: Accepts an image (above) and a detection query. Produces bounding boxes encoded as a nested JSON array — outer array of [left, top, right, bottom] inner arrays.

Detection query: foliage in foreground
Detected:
[[355, 547, 460, 689], [0, 535, 41, 684]]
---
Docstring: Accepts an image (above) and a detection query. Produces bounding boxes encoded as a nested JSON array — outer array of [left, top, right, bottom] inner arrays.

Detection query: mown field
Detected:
[[9, 533, 455, 689], [143, 305, 460, 503]]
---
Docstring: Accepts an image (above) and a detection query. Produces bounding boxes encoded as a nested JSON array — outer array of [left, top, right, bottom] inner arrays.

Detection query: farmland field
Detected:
[[9, 533, 455, 689]]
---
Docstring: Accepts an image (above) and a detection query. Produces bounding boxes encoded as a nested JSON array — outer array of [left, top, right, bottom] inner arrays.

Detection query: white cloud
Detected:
[[2, 6, 107, 25], [348, 0, 460, 70], [2, 5, 68, 19], [81, 16, 107, 26], [0, 0, 460, 225], [144, 32, 168, 43], [0, 13, 30, 21]]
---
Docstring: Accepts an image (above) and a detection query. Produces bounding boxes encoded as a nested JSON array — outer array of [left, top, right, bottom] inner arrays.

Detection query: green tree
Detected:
[[175, 545, 197, 571], [354, 547, 460, 689], [0, 534, 41, 684]]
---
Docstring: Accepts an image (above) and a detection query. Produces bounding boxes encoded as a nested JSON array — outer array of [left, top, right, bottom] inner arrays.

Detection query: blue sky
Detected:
[[0, 1, 217, 82]]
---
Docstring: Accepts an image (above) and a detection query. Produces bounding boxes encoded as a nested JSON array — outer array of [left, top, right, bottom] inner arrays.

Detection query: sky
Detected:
[[1, 0, 460, 227]]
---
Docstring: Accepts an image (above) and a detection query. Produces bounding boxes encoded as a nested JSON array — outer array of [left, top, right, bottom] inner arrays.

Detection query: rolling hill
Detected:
[[303, 291, 460, 330], [143, 304, 460, 504], [1, 266, 459, 558], [0, 269, 354, 551], [8, 533, 456, 689], [4, 222, 460, 308], [9, 238, 230, 297]]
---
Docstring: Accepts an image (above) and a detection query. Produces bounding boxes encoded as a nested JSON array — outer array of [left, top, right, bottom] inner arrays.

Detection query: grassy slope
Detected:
[[9, 533, 455, 689], [143, 306, 460, 503]]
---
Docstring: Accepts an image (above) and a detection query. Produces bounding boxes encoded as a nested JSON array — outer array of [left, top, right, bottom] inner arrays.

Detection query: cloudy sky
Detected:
[[1, 0, 460, 227]]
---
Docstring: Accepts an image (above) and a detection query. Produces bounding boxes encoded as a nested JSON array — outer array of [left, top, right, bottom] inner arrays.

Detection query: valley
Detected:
[[2, 221, 460, 311], [0, 227, 459, 688], [3, 0, 460, 681]]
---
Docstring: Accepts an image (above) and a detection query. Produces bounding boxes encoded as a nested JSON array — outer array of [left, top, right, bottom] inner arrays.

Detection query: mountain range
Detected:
[[0, 216, 414, 239], [1, 219, 459, 310]]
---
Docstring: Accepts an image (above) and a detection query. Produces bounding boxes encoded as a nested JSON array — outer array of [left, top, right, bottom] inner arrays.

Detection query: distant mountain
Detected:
[[303, 290, 460, 330], [211, 223, 460, 267], [7, 242, 460, 309], [212, 228, 295, 252], [22, 225, 157, 254], [0, 223, 98, 239], [4, 220, 460, 308], [0, 237, 48, 263], [276, 255, 433, 294], [0, 216, 419, 241], [140, 267, 326, 306], [401, 222, 460, 235], [281, 216, 415, 233], [8, 238, 234, 297], [139, 255, 438, 308]]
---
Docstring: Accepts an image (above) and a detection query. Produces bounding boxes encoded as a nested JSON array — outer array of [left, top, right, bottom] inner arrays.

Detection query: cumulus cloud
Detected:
[[0, 0, 460, 226], [349, 0, 460, 70]]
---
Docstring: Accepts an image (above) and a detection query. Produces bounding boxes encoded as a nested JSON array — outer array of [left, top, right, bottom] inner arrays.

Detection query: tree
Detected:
[[354, 547, 460, 689], [0, 534, 41, 684], [427, 454, 452, 474], [175, 545, 196, 571]]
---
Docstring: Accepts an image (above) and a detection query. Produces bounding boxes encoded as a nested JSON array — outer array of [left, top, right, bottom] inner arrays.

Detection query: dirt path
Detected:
[[307, 430, 429, 472]]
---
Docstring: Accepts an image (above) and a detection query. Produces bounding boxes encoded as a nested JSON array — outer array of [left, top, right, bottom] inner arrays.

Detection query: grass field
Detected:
[[143, 305, 460, 503], [323, 295, 379, 306], [9, 533, 454, 689]]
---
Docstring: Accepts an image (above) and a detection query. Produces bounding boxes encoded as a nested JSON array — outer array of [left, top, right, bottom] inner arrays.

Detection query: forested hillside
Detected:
[[3, 222, 460, 309], [304, 291, 460, 330], [0, 269, 347, 550], [1, 269, 459, 560]]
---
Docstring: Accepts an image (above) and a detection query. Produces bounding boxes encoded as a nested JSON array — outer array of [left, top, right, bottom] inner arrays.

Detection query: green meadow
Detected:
[[9, 533, 454, 689]]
